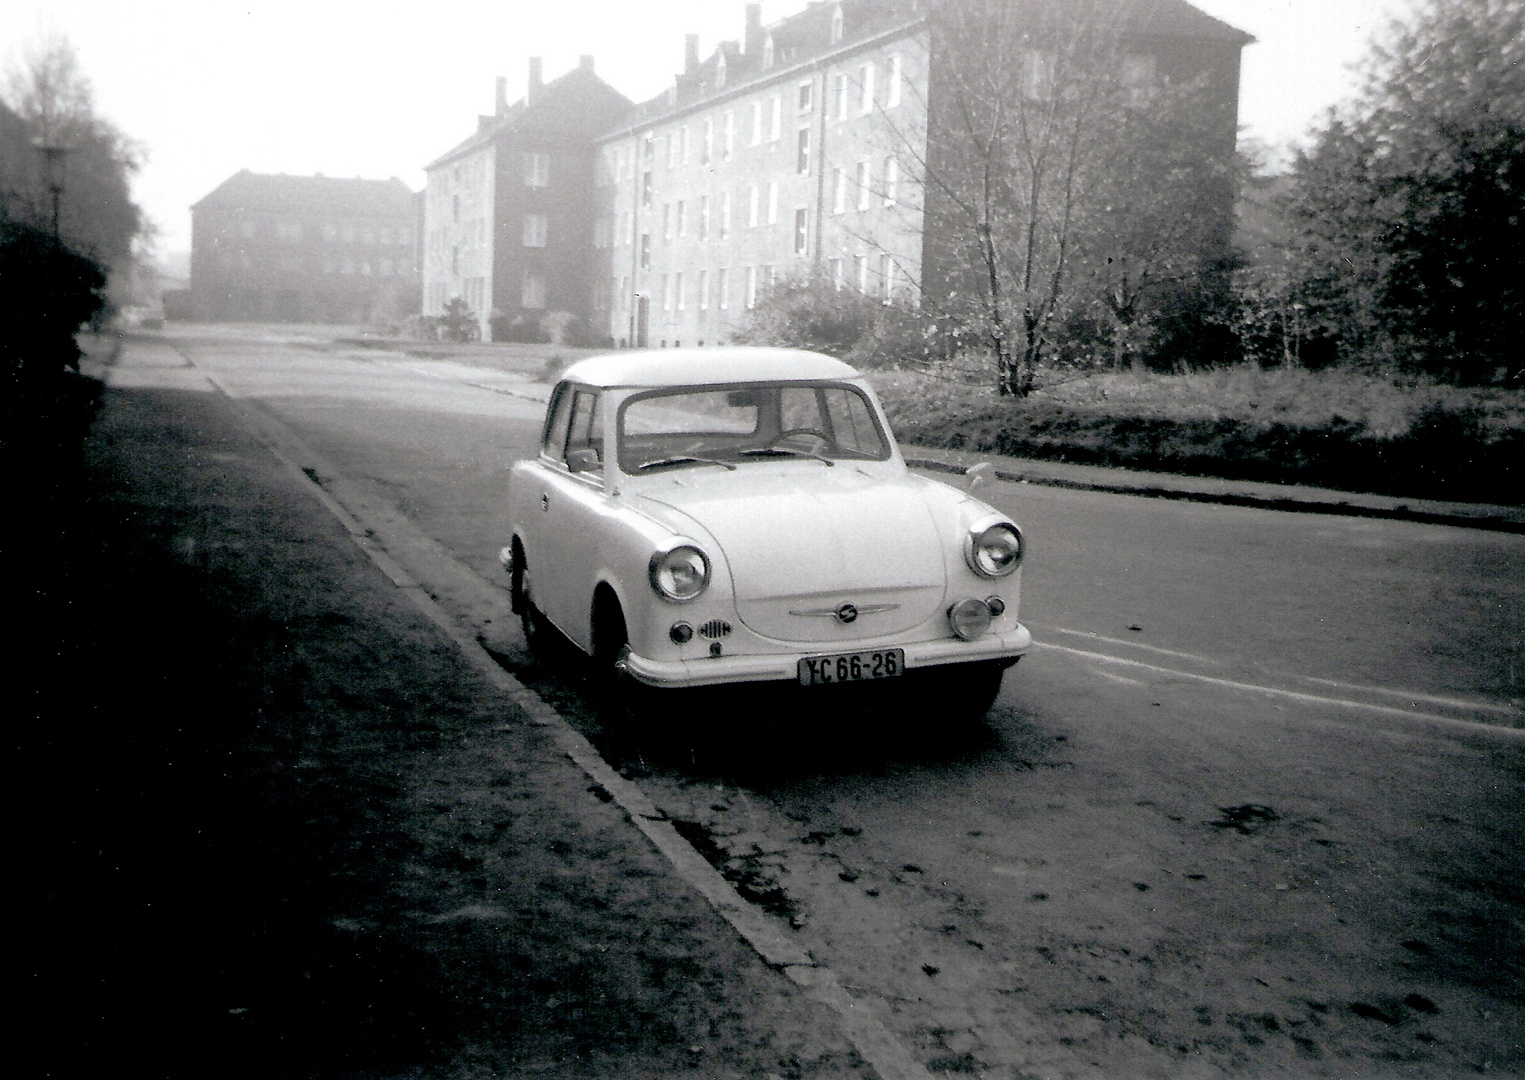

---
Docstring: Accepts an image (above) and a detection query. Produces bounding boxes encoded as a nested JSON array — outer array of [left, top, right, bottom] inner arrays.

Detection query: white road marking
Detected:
[[1042, 625, 1520, 717], [1036, 642, 1525, 738]]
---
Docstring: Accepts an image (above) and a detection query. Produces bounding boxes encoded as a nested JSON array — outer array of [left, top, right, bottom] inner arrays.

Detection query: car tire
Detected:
[[934, 659, 1010, 723], [513, 548, 551, 654]]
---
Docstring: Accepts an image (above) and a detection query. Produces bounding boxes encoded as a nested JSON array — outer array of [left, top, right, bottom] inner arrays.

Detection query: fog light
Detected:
[[986, 596, 1006, 617], [670, 622, 694, 644], [948, 598, 992, 641]]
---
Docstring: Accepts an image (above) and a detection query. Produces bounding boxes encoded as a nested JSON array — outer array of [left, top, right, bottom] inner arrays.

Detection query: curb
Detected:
[[904, 456, 1525, 535]]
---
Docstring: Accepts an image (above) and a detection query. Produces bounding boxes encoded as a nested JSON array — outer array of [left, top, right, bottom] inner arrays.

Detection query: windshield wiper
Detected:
[[738, 447, 835, 466], [636, 455, 737, 472]]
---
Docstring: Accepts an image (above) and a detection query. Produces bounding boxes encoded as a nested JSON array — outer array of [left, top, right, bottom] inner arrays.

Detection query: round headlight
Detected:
[[649, 543, 710, 602], [966, 521, 1024, 578]]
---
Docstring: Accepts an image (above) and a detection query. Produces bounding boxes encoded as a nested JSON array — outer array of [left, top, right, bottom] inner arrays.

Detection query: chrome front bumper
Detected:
[[617, 623, 1032, 689]]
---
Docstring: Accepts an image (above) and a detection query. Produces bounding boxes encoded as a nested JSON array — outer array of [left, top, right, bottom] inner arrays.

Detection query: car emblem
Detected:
[[789, 602, 899, 621]]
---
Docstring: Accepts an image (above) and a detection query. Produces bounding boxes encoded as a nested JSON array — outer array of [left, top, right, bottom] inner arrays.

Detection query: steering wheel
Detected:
[[772, 427, 831, 447]]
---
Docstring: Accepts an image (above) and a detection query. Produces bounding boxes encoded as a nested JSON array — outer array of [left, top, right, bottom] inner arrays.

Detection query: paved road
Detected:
[[105, 325, 1524, 1078]]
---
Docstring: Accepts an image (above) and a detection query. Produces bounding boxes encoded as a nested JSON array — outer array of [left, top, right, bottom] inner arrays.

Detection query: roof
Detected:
[[192, 171, 416, 216], [560, 348, 863, 389], [426, 63, 632, 171], [1128, 0, 1255, 44]]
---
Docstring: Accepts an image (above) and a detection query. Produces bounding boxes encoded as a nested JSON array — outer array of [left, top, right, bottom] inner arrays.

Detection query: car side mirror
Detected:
[[965, 462, 993, 494], [567, 447, 601, 474]]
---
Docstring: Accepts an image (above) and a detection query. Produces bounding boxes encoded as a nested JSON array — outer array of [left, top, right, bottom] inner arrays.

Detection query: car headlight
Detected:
[[649, 541, 710, 602], [965, 518, 1024, 578]]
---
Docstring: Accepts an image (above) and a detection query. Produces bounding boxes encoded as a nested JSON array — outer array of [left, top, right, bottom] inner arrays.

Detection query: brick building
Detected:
[[422, 0, 1249, 347], [189, 171, 419, 323], [422, 58, 631, 342]]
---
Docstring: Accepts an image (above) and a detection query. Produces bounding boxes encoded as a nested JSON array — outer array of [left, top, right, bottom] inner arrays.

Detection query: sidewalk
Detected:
[[20, 378, 867, 1079], [901, 444, 1525, 533]]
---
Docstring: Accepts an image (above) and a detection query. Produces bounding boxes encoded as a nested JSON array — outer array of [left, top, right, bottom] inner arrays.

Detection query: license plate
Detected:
[[797, 648, 904, 686]]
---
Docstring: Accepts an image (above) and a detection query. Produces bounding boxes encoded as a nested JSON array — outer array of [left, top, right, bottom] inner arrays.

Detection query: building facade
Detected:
[[189, 171, 419, 323], [422, 58, 631, 342], [422, 0, 1249, 347]]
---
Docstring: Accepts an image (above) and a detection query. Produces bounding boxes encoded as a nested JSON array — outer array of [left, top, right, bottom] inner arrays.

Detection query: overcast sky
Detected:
[[0, 0, 1411, 260]]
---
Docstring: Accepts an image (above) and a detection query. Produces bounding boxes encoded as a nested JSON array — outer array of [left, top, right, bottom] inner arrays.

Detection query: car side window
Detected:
[[542, 383, 574, 460], [565, 390, 602, 474]]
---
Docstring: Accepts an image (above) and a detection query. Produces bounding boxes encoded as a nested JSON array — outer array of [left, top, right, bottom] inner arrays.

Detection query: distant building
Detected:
[[189, 171, 419, 323], [421, 57, 631, 343], [422, 0, 1249, 347]]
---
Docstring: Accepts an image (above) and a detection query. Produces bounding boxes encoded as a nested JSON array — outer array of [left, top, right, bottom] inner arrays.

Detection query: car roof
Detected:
[[558, 347, 861, 388]]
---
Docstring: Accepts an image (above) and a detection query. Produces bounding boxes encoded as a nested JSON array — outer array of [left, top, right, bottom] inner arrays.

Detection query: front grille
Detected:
[[699, 619, 732, 639]]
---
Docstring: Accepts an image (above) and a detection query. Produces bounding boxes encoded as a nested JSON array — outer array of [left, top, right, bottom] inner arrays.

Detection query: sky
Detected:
[[0, 0, 1412, 262]]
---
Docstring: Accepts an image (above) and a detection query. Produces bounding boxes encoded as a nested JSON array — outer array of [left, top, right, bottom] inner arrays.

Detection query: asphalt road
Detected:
[[104, 324, 1524, 1078]]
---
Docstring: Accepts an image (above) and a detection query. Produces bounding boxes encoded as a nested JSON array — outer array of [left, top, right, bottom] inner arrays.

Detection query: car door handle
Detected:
[[540, 492, 550, 512]]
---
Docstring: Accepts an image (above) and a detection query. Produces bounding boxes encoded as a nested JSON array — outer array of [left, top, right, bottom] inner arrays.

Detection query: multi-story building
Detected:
[[189, 171, 419, 323], [422, 0, 1249, 347], [422, 58, 631, 342]]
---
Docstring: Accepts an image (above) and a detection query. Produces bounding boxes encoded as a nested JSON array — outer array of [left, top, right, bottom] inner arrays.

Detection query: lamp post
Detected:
[[32, 136, 71, 239]]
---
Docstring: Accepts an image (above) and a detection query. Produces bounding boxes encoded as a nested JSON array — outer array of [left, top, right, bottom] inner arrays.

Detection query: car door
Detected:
[[530, 385, 608, 649]]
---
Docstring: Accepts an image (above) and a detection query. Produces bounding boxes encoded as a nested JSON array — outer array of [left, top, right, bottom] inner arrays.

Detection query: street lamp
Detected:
[[32, 136, 72, 239]]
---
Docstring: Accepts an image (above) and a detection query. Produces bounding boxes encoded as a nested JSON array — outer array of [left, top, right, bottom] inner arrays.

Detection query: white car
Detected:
[[503, 348, 1030, 716]]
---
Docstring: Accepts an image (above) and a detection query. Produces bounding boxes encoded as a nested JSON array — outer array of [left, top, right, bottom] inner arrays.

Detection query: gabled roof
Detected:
[[192, 171, 416, 216], [426, 63, 632, 171], [1129, 0, 1255, 44]]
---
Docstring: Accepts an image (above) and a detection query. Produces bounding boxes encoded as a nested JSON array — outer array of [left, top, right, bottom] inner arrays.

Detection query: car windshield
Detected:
[[618, 382, 891, 474]]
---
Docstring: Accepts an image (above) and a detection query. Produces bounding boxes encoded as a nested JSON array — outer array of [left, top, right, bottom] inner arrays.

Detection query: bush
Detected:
[[733, 273, 935, 368]]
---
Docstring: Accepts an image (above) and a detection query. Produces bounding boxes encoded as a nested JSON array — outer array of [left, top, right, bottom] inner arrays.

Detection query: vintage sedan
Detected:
[[502, 348, 1030, 716]]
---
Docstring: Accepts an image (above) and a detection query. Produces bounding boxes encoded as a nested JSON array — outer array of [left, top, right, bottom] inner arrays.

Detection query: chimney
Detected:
[[528, 56, 543, 104], [495, 76, 508, 114], [744, 3, 764, 56], [684, 33, 700, 74], [579, 54, 595, 73]]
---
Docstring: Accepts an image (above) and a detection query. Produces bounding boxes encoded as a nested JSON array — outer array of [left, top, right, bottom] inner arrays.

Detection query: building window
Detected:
[[768, 95, 782, 141], [640, 232, 651, 269], [720, 190, 731, 239], [717, 267, 729, 309], [762, 34, 775, 68], [797, 128, 811, 175], [798, 80, 813, 113], [859, 63, 876, 115], [663, 203, 673, 240], [745, 266, 758, 309], [855, 254, 869, 293], [681, 125, 691, 164], [677, 200, 686, 237], [750, 101, 763, 145], [699, 195, 710, 241], [830, 257, 843, 290], [833, 74, 849, 120], [887, 55, 902, 107], [748, 185, 759, 228], [662, 273, 672, 311], [879, 253, 893, 301], [698, 269, 709, 310], [702, 118, 713, 164], [523, 152, 550, 186], [642, 171, 653, 208], [830, 5, 844, 42], [767, 182, 779, 225], [832, 168, 846, 214], [794, 209, 808, 256], [723, 111, 735, 160], [523, 272, 546, 309], [883, 157, 899, 205], [675, 271, 685, 311], [856, 160, 872, 210], [523, 213, 548, 247]]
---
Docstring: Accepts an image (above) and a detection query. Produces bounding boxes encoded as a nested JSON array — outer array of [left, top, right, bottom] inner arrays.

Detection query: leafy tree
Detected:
[[2, 34, 144, 275], [1285, 0, 1524, 383]]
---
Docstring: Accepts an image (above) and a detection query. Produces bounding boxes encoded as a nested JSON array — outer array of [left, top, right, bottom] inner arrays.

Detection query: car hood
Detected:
[[628, 465, 948, 639]]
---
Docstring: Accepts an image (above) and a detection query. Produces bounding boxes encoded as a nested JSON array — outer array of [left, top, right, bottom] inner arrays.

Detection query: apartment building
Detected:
[[189, 171, 418, 323], [422, 58, 631, 342], [422, 0, 1249, 346]]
